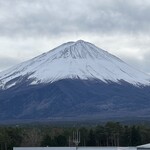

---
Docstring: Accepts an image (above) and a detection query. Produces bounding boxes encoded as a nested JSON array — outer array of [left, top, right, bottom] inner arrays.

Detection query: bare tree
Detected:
[[21, 128, 42, 147]]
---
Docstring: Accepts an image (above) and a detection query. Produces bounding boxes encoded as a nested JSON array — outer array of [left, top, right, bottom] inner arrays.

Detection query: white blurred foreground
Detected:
[[13, 147, 137, 150]]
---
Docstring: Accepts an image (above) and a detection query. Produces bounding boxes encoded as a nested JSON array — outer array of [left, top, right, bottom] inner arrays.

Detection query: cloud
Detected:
[[1, 0, 150, 37], [0, 56, 20, 71], [0, 0, 150, 74]]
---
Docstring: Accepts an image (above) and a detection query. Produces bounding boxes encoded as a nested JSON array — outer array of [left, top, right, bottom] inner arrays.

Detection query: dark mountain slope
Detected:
[[0, 79, 150, 122]]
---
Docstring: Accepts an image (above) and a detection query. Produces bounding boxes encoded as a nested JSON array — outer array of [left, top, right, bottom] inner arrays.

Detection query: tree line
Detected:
[[0, 122, 150, 150]]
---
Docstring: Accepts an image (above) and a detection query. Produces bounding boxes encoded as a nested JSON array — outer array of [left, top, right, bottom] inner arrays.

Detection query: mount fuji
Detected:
[[0, 40, 150, 123]]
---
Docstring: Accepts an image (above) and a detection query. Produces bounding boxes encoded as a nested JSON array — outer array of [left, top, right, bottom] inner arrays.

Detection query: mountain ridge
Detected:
[[0, 40, 150, 122], [0, 40, 150, 90]]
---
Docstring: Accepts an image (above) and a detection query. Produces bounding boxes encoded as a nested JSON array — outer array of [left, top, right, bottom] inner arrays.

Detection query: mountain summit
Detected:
[[0, 40, 150, 122], [0, 40, 149, 90]]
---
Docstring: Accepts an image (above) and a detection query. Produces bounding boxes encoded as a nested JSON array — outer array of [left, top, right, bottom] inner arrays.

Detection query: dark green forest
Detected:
[[0, 122, 150, 150]]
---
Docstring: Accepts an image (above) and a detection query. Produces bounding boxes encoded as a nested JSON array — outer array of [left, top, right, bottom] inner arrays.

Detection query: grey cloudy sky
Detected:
[[0, 0, 150, 73]]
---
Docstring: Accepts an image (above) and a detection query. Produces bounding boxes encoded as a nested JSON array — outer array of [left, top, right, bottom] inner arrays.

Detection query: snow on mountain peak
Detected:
[[0, 40, 150, 89], [48, 40, 122, 61]]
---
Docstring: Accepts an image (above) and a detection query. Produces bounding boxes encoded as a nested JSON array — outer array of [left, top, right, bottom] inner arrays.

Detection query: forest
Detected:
[[0, 122, 150, 150]]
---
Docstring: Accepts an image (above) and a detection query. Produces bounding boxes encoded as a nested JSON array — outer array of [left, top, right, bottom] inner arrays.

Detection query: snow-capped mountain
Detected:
[[0, 40, 150, 90], [0, 40, 150, 123]]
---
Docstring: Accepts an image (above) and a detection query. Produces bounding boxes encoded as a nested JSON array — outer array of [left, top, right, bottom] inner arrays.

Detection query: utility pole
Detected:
[[72, 130, 80, 150], [5, 142, 7, 150], [68, 136, 71, 147]]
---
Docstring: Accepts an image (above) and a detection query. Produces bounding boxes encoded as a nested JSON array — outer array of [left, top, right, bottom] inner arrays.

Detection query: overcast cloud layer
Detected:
[[0, 0, 150, 73]]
